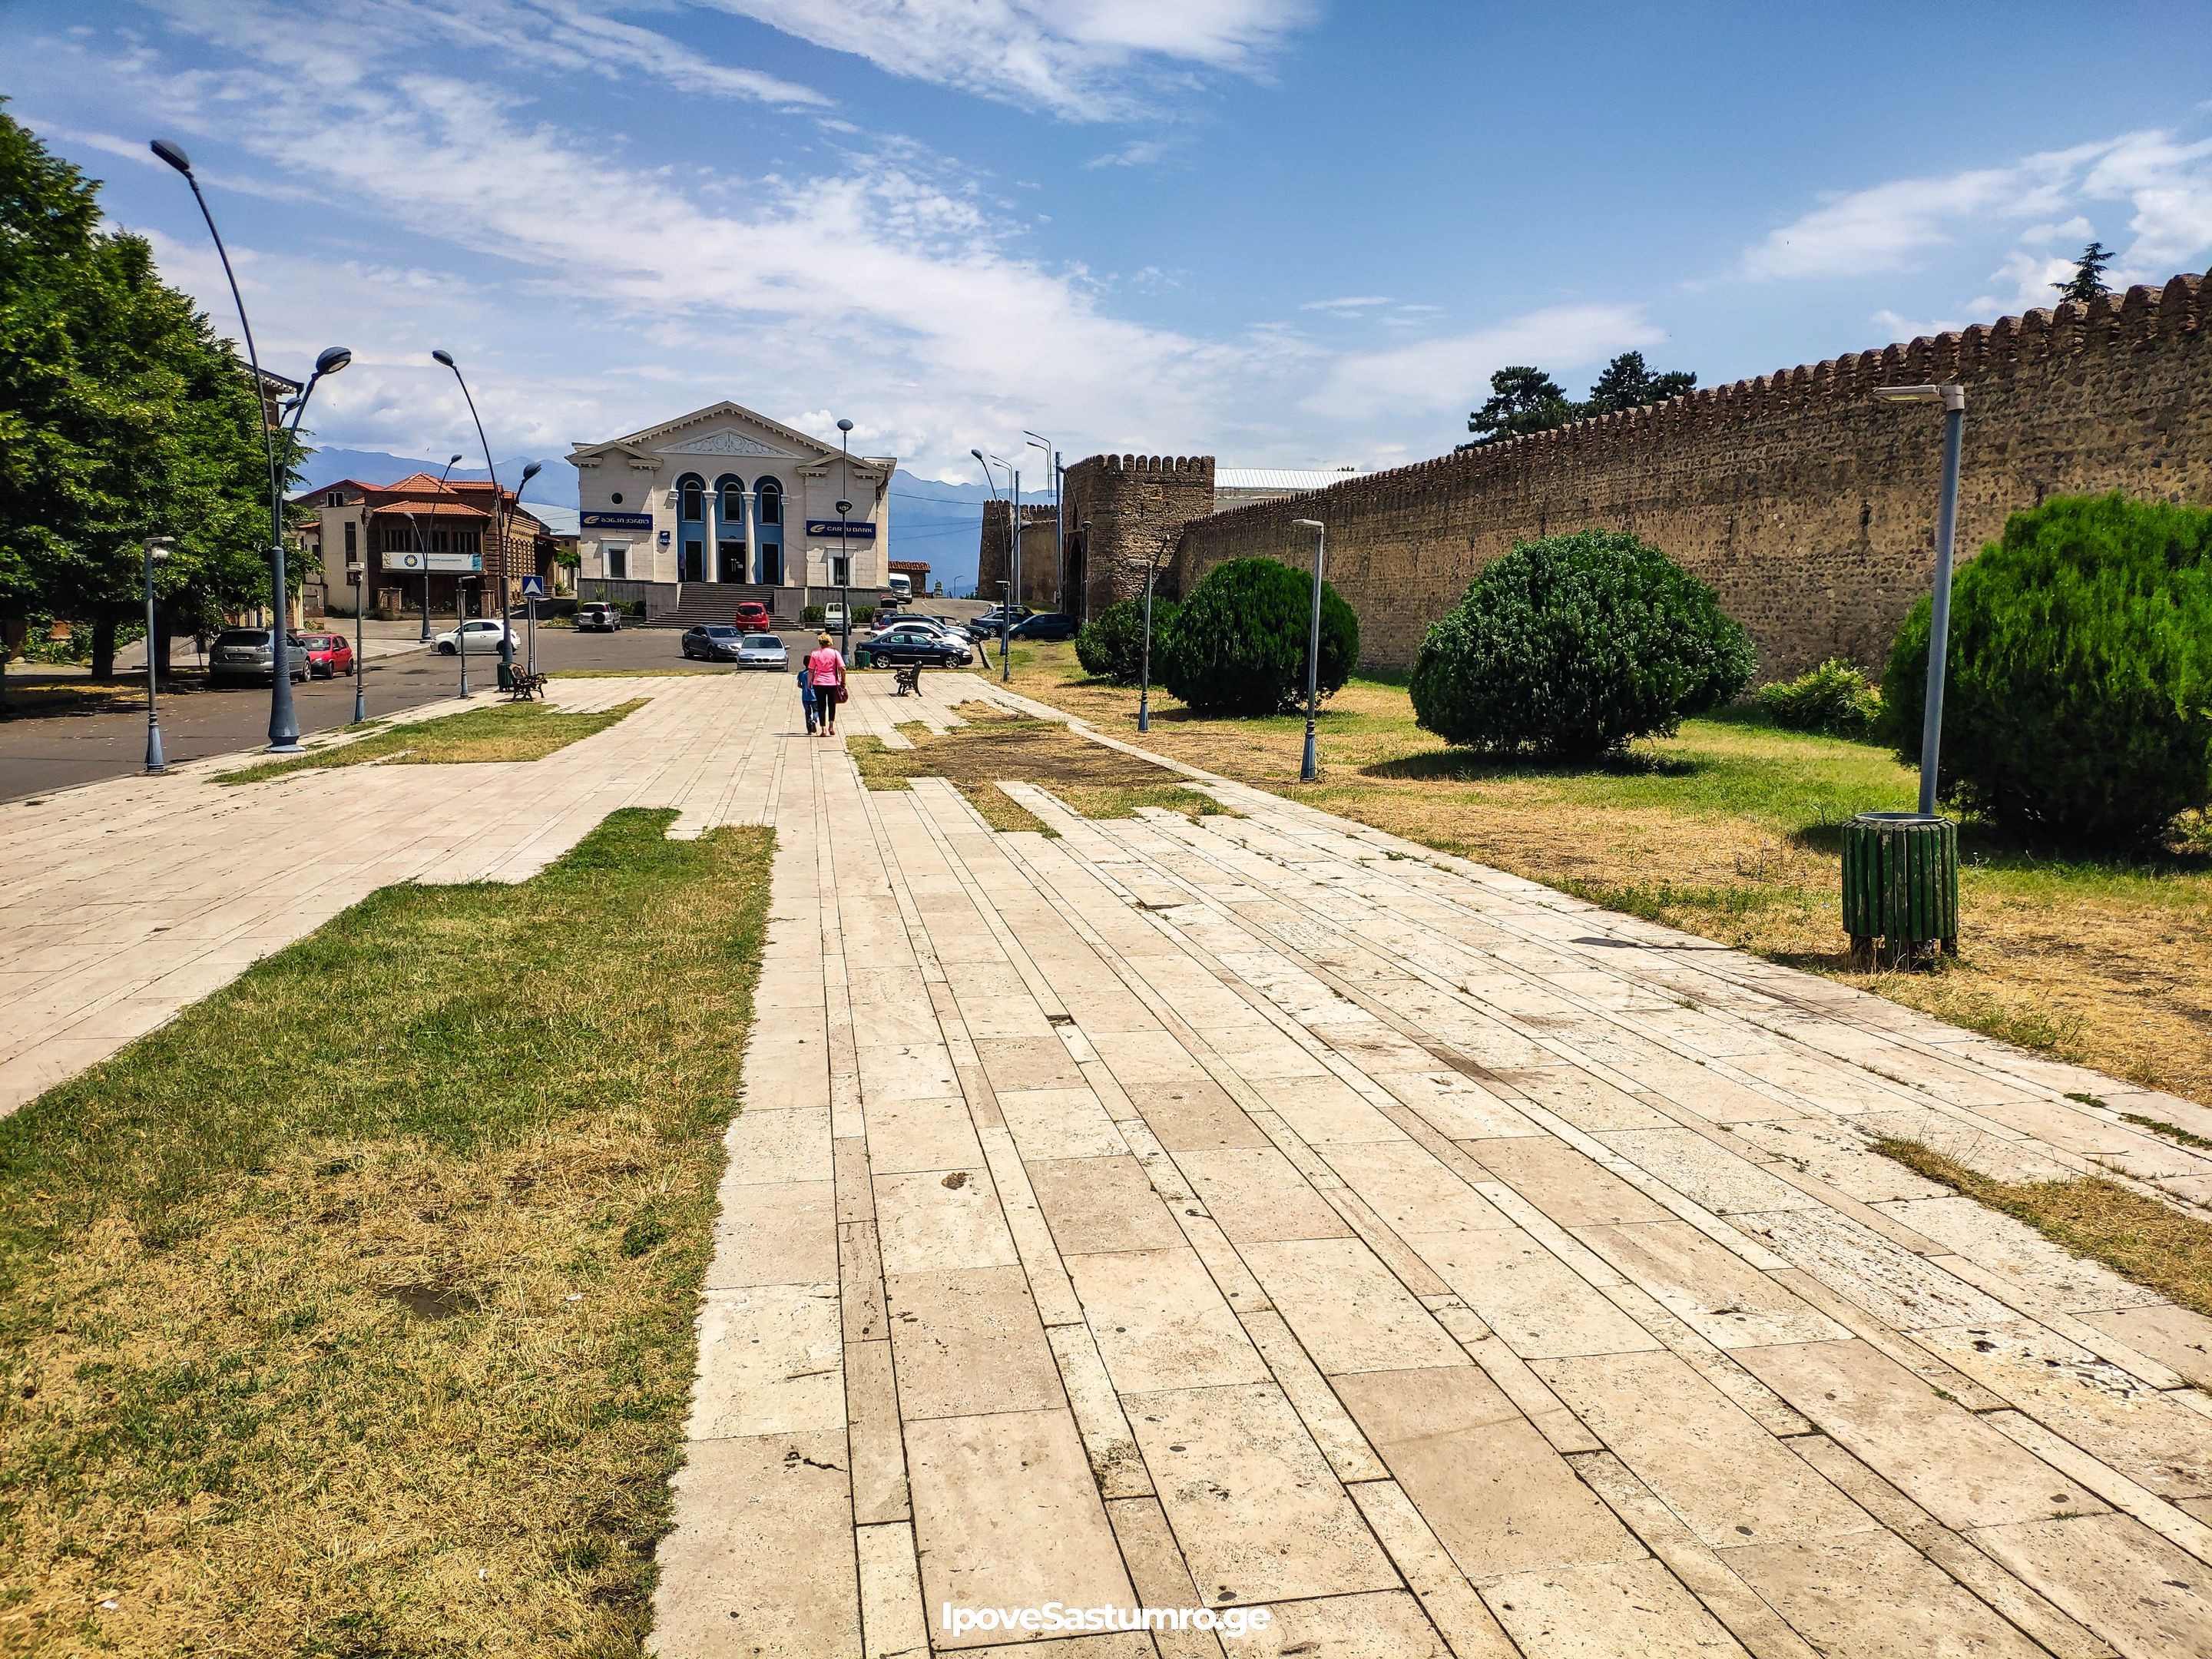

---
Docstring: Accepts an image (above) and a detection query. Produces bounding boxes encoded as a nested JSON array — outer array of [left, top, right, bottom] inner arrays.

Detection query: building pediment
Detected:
[[663, 429, 793, 459]]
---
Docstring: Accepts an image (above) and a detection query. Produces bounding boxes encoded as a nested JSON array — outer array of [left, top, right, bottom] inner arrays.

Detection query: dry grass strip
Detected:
[[218, 698, 645, 784], [1875, 1139, 2212, 1340], [0, 810, 773, 1655], [849, 703, 1234, 836]]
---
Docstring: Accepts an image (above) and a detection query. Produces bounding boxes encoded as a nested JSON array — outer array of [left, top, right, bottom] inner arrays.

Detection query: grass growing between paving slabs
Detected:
[[0, 810, 773, 1655], [1876, 1140, 2212, 1340], [849, 703, 1236, 835], [999, 643, 2212, 1106], [217, 697, 645, 783]]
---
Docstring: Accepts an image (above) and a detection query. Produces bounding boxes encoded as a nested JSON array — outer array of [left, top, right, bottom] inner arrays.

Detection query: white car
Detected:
[[737, 634, 790, 671], [435, 618, 516, 656], [823, 602, 846, 630]]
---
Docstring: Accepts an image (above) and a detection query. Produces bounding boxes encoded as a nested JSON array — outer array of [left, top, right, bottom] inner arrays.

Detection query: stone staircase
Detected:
[[644, 583, 794, 629]]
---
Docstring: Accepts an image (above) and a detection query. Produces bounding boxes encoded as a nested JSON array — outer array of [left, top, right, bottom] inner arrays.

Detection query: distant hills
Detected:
[[298, 446, 991, 596]]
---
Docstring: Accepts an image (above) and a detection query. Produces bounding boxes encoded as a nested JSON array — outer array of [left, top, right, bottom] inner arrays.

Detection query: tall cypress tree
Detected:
[[2052, 241, 2114, 305]]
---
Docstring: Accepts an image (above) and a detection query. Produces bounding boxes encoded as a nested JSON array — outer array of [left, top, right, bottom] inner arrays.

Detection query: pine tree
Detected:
[[1465, 366, 1576, 444], [1584, 351, 1697, 415], [2052, 241, 2114, 305]]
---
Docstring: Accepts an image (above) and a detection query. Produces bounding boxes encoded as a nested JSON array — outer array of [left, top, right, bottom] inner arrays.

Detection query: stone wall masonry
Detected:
[[975, 499, 1055, 603], [1063, 454, 1216, 621], [1172, 275, 2210, 678]]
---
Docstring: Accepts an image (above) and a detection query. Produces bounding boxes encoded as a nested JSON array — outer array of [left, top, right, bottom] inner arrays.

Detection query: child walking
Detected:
[[796, 658, 817, 734], [806, 632, 846, 736]]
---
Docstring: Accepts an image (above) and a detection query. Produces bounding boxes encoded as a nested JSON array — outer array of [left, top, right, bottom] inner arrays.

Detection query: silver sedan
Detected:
[[737, 633, 791, 670]]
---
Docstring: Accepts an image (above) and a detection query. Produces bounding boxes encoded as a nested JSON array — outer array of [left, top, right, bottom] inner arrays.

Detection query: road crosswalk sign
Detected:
[[518, 575, 547, 598]]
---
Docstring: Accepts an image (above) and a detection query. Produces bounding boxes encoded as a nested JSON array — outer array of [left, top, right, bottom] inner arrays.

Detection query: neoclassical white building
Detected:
[[567, 401, 893, 593]]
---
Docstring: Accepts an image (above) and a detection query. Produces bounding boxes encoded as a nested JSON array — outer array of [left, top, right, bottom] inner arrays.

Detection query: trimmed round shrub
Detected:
[[1160, 558, 1358, 716], [1075, 595, 1179, 684], [1756, 658, 1880, 737], [1882, 493, 2212, 847], [1410, 530, 1754, 758]]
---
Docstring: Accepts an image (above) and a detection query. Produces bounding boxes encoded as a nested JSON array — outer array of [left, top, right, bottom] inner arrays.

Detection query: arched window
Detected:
[[755, 478, 782, 525], [717, 475, 746, 522], [677, 474, 705, 522]]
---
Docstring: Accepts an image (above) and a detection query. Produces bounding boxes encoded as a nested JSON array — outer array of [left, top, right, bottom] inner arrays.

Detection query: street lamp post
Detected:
[[421, 453, 464, 641], [1293, 518, 1326, 783], [456, 577, 476, 696], [143, 537, 175, 773], [1024, 432, 1061, 615], [1874, 384, 1966, 814], [1135, 525, 1158, 734], [432, 350, 515, 677], [152, 138, 339, 753], [836, 418, 855, 659], [504, 459, 543, 677]]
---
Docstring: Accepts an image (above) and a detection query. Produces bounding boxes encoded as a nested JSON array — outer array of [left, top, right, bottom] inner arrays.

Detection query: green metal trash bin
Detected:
[[1841, 811, 1957, 966]]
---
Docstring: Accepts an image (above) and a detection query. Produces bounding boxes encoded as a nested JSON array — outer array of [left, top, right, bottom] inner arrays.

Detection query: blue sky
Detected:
[[6, 1, 2210, 488]]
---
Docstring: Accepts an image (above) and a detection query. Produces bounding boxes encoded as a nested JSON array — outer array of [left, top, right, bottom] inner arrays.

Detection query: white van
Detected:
[[886, 574, 912, 601]]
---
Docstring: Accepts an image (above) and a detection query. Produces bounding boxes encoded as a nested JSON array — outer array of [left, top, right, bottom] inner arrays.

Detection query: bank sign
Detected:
[[806, 518, 877, 541], [581, 511, 654, 531]]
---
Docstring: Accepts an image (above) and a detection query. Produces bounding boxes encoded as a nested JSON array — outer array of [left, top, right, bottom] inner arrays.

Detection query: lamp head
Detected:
[[315, 346, 353, 376], [836, 499, 853, 515], [149, 139, 193, 176], [970, 448, 985, 462], [1873, 385, 1940, 403], [432, 349, 455, 368], [520, 461, 543, 484], [1292, 518, 1323, 531], [144, 535, 179, 561], [836, 418, 853, 433], [448, 453, 464, 465]]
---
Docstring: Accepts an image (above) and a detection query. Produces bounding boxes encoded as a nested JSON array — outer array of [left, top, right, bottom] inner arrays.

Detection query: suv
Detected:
[[1008, 612, 1076, 641], [576, 601, 621, 632], [965, 605, 1035, 641], [209, 628, 309, 686], [732, 600, 773, 632]]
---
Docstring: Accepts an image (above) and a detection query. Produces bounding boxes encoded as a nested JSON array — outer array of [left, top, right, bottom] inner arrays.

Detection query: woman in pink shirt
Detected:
[[806, 633, 846, 735]]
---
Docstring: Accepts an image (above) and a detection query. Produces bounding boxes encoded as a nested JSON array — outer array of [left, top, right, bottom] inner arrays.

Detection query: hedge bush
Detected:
[[1756, 658, 1879, 736], [1075, 596, 1179, 684], [1160, 558, 1358, 716], [1882, 493, 2212, 847], [1409, 530, 1754, 758]]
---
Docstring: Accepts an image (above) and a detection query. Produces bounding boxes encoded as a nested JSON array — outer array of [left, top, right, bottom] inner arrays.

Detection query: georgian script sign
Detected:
[[806, 519, 877, 541], [581, 511, 654, 531]]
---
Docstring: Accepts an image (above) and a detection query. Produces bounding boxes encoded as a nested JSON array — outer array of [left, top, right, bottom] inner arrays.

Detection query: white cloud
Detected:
[[1299, 295, 1392, 314], [1084, 137, 1174, 169], [694, 0, 1319, 120], [1869, 308, 1965, 341], [1313, 303, 1661, 422], [1743, 127, 2212, 289]]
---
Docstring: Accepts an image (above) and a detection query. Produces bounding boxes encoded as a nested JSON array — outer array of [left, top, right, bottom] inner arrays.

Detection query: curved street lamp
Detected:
[[414, 453, 466, 641], [836, 419, 854, 658], [431, 349, 515, 674], [152, 137, 328, 752]]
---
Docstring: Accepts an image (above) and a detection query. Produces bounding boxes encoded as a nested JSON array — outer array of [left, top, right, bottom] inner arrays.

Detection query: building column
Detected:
[[741, 487, 758, 587]]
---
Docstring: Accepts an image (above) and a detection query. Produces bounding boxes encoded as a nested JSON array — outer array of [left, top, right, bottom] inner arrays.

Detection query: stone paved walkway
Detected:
[[5, 671, 2212, 1657]]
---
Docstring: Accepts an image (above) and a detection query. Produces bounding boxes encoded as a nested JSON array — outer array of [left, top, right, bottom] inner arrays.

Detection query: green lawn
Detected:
[[0, 810, 773, 1655], [218, 698, 644, 784]]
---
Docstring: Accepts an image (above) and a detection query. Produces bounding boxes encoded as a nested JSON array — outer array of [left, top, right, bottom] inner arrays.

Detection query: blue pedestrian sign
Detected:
[[518, 575, 547, 598]]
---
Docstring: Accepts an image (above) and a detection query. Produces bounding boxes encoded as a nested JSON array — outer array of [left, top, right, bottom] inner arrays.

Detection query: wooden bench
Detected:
[[892, 664, 924, 697], [503, 668, 548, 701]]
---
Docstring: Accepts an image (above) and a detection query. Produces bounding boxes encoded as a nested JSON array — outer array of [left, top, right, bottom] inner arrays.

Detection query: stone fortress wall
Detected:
[[976, 498, 1059, 608], [1137, 275, 2207, 677]]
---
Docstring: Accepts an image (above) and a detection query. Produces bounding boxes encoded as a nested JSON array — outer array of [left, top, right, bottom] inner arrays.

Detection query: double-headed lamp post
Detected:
[[142, 538, 177, 773], [836, 419, 855, 658], [1293, 518, 1326, 783], [431, 349, 515, 675], [1873, 383, 1966, 816], [152, 138, 347, 753]]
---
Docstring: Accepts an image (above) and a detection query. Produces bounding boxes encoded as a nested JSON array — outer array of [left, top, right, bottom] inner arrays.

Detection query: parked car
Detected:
[[576, 601, 622, 632], [736, 633, 790, 671], [1008, 612, 1077, 641], [733, 601, 773, 632], [857, 624, 974, 669], [823, 602, 847, 630], [965, 605, 1035, 641], [294, 631, 356, 677], [208, 628, 309, 686], [682, 624, 746, 661], [435, 619, 515, 656], [877, 614, 963, 644]]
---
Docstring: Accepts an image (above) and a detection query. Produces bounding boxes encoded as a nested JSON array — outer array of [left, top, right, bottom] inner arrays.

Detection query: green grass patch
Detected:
[[0, 810, 775, 1654], [218, 698, 644, 783]]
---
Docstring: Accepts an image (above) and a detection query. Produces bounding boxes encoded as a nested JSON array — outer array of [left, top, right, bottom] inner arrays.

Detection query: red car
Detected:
[[732, 601, 773, 632], [294, 631, 356, 678]]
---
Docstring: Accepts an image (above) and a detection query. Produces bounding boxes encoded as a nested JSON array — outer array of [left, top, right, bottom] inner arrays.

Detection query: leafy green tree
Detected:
[[1584, 351, 1696, 415], [1409, 530, 1753, 758], [1882, 494, 2212, 848], [1465, 366, 1576, 444], [2052, 241, 2114, 305], [1075, 594, 1177, 684], [1161, 558, 1358, 716], [0, 102, 294, 686]]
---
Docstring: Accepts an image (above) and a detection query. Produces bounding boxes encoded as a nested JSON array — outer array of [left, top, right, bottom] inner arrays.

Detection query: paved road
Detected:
[[6, 668, 2209, 1658], [0, 621, 797, 801]]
